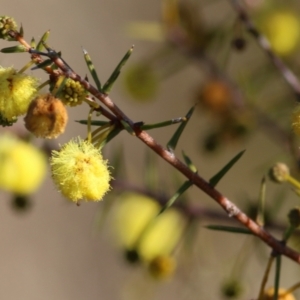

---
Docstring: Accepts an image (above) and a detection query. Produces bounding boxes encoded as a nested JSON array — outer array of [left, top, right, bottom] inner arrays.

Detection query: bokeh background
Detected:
[[1, 0, 300, 299]]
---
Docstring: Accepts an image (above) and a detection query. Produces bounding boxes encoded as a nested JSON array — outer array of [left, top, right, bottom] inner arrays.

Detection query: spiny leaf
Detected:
[[182, 151, 197, 173], [209, 149, 245, 187], [30, 38, 36, 49], [159, 180, 193, 214], [256, 176, 266, 226], [1, 45, 27, 53], [82, 48, 101, 91], [76, 120, 109, 126], [121, 120, 135, 135], [31, 58, 53, 70], [97, 127, 122, 148], [36, 30, 50, 51], [274, 256, 282, 300], [205, 225, 253, 235], [141, 117, 187, 130], [19, 24, 24, 37], [102, 46, 134, 94], [167, 106, 195, 152]]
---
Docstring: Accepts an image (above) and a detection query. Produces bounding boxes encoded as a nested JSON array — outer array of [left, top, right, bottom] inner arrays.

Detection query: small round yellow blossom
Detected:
[[0, 133, 46, 195], [261, 10, 300, 56], [58, 78, 87, 107], [148, 255, 176, 280], [113, 192, 186, 262], [262, 287, 295, 300], [50, 138, 111, 203], [0, 16, 17, 40], [0, 67, 39, 122], [24, 93, 68, 139]]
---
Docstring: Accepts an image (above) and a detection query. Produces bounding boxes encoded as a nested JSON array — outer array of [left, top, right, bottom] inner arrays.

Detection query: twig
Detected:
[[228, 0, 300, 99], [14, 32, 300, 265]]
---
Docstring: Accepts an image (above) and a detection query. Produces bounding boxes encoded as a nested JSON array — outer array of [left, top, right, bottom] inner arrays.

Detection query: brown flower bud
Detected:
[[197, 80, 232, 114], [24, 93, 68, 139]]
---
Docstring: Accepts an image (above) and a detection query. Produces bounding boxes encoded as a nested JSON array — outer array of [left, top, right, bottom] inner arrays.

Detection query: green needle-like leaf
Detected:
[[120, 120, 135, 135], [102, 46, 134, 94], [274, 255, 282, 300], [140, 117, 186, 130], [256, 176, 266, 226], [205, 225, 253, 235], [76, 120, 109, 126], [82, 48, 101, 91], [19, 24, 24, 37], [97, 127, 122, 148], [209, 149, 245, 187], [30, 38, 36, 49], [36, 30, 50, 51], [159, 180, 193, 214], [182, 151, 197, 173], [167, 106, 195, 152], [1, 45, 27, 53], [31, 58, 53, 70]]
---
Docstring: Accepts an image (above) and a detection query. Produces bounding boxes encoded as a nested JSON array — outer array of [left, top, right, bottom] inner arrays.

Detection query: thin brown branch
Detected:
[[50, 56, 300, 263], [19, 35, 300, 264], [228, 0, 300, 99]]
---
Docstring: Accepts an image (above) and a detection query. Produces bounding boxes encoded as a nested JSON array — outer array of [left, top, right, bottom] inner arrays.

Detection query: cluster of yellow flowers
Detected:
[[112, 192, 186, 279], [0, 15, 112, 203]]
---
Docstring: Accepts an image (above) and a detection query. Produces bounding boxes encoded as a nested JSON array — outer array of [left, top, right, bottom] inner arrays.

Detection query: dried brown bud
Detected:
[[24, 93, 68, 139]]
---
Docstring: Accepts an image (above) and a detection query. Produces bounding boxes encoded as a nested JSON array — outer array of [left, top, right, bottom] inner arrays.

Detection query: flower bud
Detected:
[[0, 16, 17, 40], [59, 78, 87, 107], [197, 80, 231, 114], [24, 93, 68, 139], [268, 162, 290, 183]]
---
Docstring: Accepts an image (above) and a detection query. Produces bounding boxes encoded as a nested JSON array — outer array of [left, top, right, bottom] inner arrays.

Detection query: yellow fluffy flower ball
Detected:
[[0, 134, 46, 195], [50, 138, 111, 203], [113, 192, 186, 262], [261, 10, 300, 56], [0, 67, 39, 122]]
